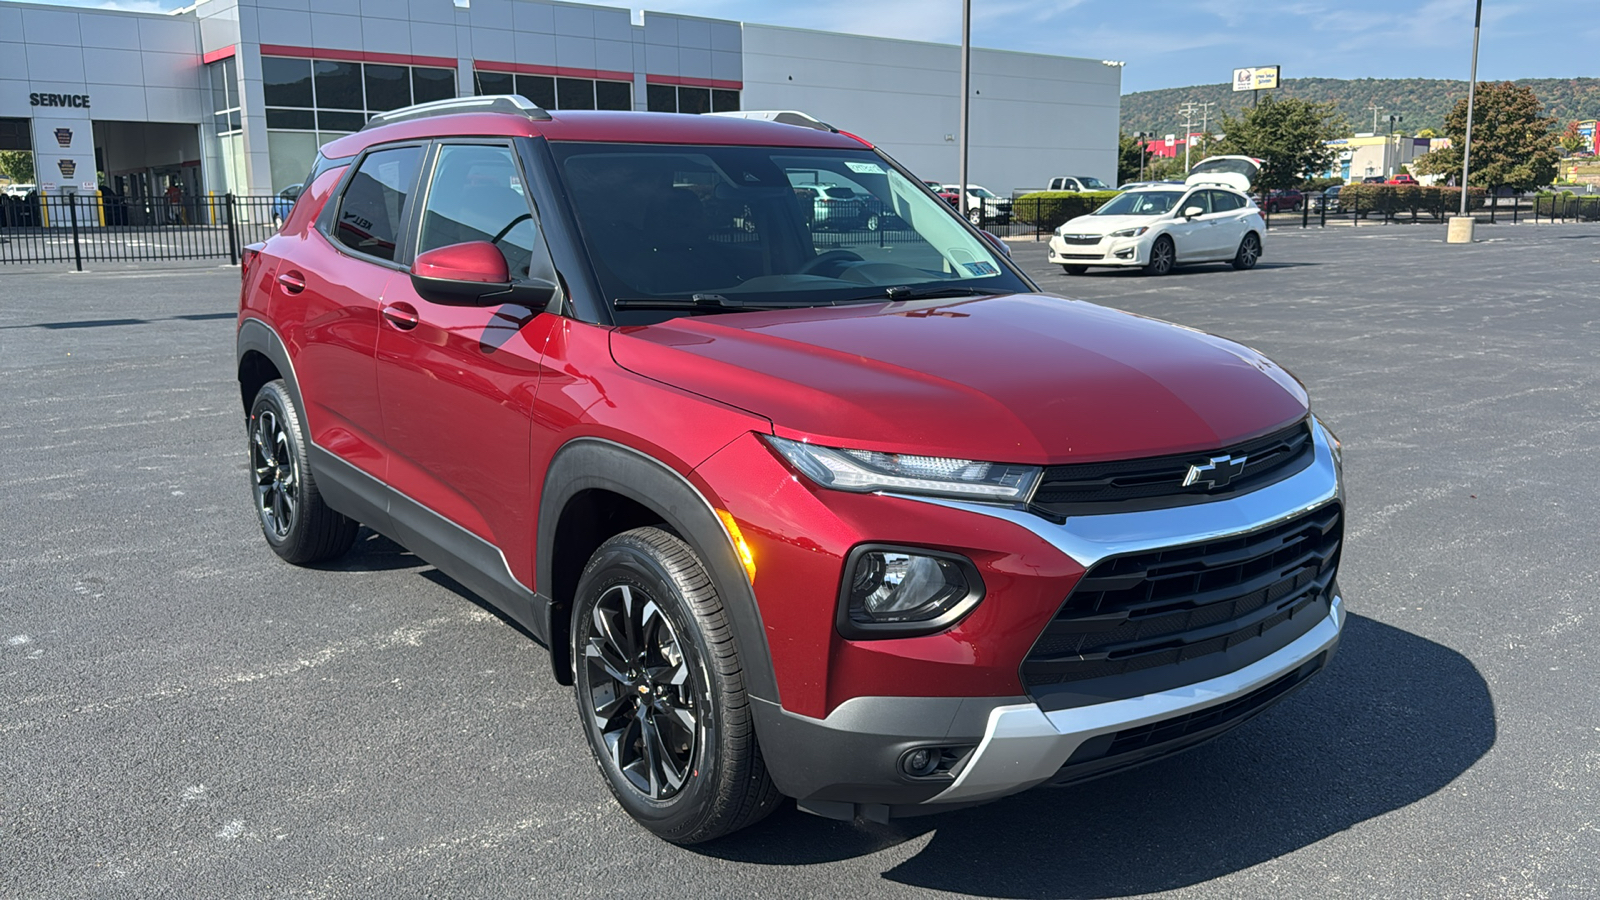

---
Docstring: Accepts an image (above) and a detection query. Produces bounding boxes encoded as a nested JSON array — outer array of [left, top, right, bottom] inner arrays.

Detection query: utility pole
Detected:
[[1366, 102, 1384, 134], [1198, 101, 1217, 145], [1137, 131, 1149, 181], [957, 0, 971, 220], [1387, 113, 1405, 177], [1178, 102, 1201, 173]]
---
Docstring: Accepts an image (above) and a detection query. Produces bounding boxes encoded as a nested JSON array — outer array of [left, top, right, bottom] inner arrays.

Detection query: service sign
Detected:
[[1232, 66, 1280, 92]]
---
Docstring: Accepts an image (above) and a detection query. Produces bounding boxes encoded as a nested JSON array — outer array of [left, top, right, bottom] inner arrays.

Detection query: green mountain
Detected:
[[1121, 77, 1600, 136]]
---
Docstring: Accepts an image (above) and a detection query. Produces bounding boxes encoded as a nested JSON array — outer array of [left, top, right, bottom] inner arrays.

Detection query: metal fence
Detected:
[[0, 193, 281, 269], [993, 191, 1600, 241]]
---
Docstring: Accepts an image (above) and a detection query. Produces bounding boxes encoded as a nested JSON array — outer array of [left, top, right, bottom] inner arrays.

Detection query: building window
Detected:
[[645, 84, 739, 114], [208, 55, 241, 135], [260, 55, 458, 193], [476, 70, 630, 111]]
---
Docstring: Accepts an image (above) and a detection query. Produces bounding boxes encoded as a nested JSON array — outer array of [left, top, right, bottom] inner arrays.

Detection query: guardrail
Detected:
[[0, 193, 281, 269]]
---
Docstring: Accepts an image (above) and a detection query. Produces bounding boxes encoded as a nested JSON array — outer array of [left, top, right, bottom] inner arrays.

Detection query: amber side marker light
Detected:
[[716, 509, 757, 584]]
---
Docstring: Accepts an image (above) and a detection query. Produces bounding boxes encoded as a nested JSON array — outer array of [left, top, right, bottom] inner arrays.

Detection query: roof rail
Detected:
[[362, 94, 552, 131], [705, 110, 838, 133]]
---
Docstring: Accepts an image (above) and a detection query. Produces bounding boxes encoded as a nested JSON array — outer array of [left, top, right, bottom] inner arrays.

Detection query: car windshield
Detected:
[[1092, 190, 1184, 216], [967, 186, 997, 198], [553, 143, 1026, 322], [1078, 176, 1110, 190]]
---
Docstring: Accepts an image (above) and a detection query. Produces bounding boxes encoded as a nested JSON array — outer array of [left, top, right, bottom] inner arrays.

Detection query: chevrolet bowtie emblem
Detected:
[[1183, 454, 1248, 490]]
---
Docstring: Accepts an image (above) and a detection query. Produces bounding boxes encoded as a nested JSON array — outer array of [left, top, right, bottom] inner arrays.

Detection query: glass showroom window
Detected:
[[474, 70, 632, 111], [646, 84, 740, 114], [207, 56, 247, 195], [262, 55, 458, 192]]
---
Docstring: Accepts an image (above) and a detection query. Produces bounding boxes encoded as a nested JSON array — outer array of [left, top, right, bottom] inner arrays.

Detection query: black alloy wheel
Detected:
[[583, 580, 699, 800], [1143, 236, 1175, 275], [247, 380, 358, 564], [573, 527, 780, 843], [1232, 232, 1262, 270]]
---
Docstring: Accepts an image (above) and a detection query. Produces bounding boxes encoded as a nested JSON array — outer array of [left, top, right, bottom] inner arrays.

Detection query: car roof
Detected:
[[321, 109, 867, 159]]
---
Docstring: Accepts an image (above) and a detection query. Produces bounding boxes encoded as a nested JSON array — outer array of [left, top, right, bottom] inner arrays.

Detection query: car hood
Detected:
[[609, 294, 1308, 464], [1059, 214, 1164, 236]]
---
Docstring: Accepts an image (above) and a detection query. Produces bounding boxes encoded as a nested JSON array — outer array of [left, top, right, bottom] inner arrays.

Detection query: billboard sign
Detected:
[[1233, 66, 1280, 92]]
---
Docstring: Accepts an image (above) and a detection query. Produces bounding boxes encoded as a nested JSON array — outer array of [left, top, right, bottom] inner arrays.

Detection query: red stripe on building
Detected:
[[473, 60, 633, 82], [260, 44, 458, 69], [645, 74, 742, 91], [202, 45, 236, 65]]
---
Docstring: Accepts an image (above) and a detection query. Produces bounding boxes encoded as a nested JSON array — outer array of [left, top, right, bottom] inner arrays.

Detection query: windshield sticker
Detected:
[[845, 161, 886, 175], [962, 261, 999, 277]]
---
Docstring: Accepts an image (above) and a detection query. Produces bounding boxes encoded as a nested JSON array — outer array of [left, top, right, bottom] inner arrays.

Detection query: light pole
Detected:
[[1449, 0, 1483, 243], [958, 0, 971, 220], [1137, 131, 1149, 181], [1387, 113, 1404, 177]]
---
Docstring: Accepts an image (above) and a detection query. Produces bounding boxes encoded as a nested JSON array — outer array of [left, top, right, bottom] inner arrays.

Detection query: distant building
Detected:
[[1323, 134, 1433, 182]]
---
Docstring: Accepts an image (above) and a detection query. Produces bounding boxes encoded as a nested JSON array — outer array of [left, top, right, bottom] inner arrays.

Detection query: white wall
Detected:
[[739, 24, 1119, 195]]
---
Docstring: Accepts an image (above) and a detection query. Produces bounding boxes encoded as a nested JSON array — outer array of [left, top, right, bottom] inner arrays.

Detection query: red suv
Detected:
[[238, 96, 1347, 843]]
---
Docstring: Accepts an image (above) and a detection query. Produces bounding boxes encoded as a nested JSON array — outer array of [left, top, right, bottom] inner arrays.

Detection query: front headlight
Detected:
[[1110, 226, 1150, 238], [764, 435, 1041, 502]]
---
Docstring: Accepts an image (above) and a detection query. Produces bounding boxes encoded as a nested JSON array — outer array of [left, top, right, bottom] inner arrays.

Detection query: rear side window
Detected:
[[1210, 191, 1243, 212], [334, 146, 422, 262]]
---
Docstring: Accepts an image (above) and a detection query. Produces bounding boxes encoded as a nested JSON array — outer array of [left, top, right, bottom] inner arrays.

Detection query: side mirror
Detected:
[[980, 230, 1013, 258], [1183, 206, 1204, 219], [409, 241, 556, 309]]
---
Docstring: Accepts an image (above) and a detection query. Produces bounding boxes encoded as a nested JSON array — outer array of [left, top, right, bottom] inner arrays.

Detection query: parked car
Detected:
[[1385, 173, 1417, 185], [1116, 180, 1184, 191], [1049, 155, 1265, 275], [238, 96, 1346, 844], [1262, 189, 1304, 213], [792, 182, 866, 229], [1310, 184, 1342, 212], [941, 183, 1012, 224], [847, 188, 900, 231], [3, 182, 35, 199], [272, 183, 303, 228], [1360, 175, 1386, 184], [922, 178, 961, 207], [1047, 175, 1113, 192]]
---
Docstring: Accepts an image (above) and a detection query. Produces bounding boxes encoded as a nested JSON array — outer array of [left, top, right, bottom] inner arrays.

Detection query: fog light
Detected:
[[839, 546, 983, 638], [901, 748, 939, 777]]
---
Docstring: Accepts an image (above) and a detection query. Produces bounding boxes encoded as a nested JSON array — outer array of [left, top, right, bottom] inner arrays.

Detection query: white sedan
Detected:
[[1047, 156, 1266, 276]]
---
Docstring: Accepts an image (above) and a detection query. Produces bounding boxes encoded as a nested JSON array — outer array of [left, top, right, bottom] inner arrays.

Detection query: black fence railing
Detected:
[[0, 193, 282, 269]]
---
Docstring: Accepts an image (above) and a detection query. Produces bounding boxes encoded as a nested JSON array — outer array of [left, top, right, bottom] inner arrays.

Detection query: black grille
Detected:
[[1030, 419, 1314, 519], [1058, 235, 1103, 246], [1022, 503, 1341, 689]]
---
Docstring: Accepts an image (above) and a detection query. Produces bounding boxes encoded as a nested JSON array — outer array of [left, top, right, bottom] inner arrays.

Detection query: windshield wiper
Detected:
[[881, 285, 993, 301], [612, 294, 800, 311]]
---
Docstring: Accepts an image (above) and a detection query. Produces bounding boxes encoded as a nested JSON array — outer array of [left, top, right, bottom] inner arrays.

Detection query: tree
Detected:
[[0, 150, 34, 184], [1412, 82, 1559, 191], [1557, 121, 1587, 153], [1209, 96, 1351, 191], [1117, 131, 1146, 184]]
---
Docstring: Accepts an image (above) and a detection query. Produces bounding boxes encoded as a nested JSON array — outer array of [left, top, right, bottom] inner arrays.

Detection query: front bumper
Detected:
[[1048, 233, 1147, 266], [749, 421, 1346, 820]]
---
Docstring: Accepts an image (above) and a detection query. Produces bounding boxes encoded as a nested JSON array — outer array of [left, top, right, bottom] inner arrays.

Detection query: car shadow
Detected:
[[1060, 262, 1318, 279], [316, 528, 426, 572], [692, 613, 1495, 898]]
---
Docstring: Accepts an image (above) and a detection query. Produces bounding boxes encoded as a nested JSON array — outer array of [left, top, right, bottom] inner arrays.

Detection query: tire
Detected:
[[1142, 236, 1175, 276], [1232, 232, 1261, 270], [572, 527, 781, 844], [1061, 264, 1088, 275], [864, 213, 880, 232], [247, 380, 358, 565], [967, 208, 983, 225]]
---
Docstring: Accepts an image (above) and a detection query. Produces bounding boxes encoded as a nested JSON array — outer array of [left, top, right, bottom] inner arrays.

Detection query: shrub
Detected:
[[1336, 184, 1485, 219], [1012, 191, 1120, 230]]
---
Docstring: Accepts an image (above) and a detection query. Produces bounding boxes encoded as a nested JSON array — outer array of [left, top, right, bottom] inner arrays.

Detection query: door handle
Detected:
[[276, 271, 306, 294], [381, 302, 420, 331]]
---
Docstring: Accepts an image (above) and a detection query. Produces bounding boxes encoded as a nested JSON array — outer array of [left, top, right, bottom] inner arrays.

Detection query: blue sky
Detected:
[[29, 0, 1595, 93]]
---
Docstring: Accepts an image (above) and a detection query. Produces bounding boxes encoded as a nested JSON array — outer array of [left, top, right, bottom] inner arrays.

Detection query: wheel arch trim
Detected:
[[537, 437, 780, 705]]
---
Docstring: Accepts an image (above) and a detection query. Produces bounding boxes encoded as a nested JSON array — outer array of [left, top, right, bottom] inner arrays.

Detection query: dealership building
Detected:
[[0, 0, 1119, 205]]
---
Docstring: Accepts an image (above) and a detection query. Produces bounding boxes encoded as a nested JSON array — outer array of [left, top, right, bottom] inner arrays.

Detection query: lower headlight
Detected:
[[840, 546, 984, 638]]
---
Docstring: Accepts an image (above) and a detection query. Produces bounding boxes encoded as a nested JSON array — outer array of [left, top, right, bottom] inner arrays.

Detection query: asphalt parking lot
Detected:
[[3, 223, 1598, 898]]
